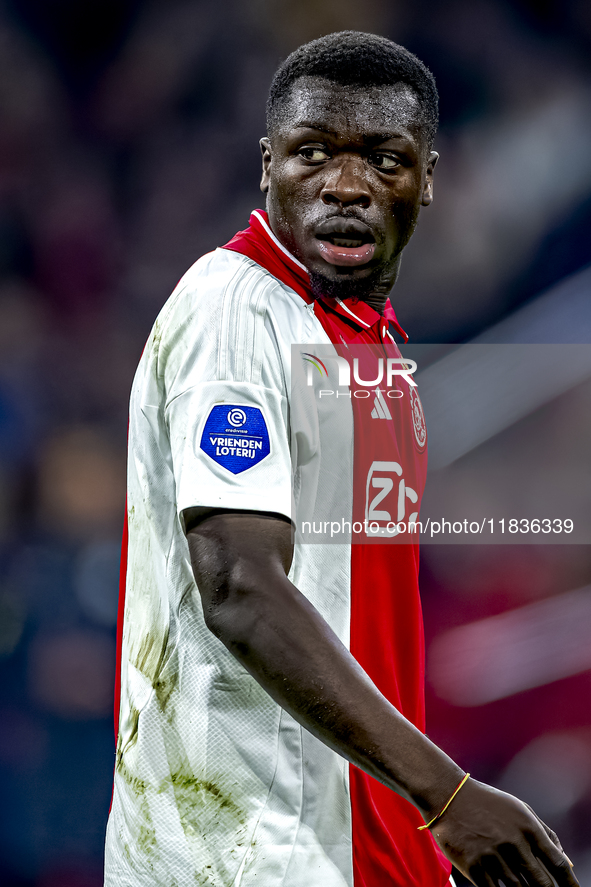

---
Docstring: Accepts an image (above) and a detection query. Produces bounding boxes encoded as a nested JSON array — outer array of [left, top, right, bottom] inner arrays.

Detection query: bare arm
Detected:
[[186, 509, 578, 887]]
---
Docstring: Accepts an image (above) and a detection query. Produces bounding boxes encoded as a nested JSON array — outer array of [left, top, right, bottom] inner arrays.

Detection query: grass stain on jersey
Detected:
[[151, 318, 164, 378], [170, 769, 242, 819], [151, 319, 162, 353], [153, 666, 177, 715], [165, 763, 247, 840], [116, 750, 148, 797], [116, 751, 158, 867], [193, 869, 222, 887], [126, 531, 171, 688], [136, 794, 157, 864], [115, 704, 140, 765], [132, 623, 170, 685]]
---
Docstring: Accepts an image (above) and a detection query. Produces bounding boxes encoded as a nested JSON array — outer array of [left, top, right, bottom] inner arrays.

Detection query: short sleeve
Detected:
[[147, 250, 295, 526], [166, 379, 292, 522]]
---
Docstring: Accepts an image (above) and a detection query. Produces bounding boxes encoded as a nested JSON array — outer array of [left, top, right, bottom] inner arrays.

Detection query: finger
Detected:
[[476, 869, 499, 887], [471, 857, 522, 887], [532, 849, 579, 887], [513, 847, 579, 887], [483, 872, 520, 887], [502, 842, 558, 887], [528, 824, 578, 884], [523, 804, 563, 853], [518, 811, 578, 884], [488, 858, 522, 887], [468, 864, 495, 887]]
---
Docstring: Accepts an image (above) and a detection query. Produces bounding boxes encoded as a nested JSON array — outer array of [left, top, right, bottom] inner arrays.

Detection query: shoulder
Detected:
[[160, 247, 268, 331], [141, 248, 309, 396]]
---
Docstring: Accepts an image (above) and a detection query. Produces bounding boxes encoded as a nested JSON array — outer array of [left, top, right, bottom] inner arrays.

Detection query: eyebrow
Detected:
[[292, 123, 411, 145]]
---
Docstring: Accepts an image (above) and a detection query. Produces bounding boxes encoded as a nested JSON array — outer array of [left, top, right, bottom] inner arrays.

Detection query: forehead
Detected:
[[275, 76, 424, 142]]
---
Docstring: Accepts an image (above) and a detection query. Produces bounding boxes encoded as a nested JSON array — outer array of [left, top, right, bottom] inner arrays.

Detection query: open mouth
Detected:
[[325, 235, 368, 248], [315, 220, 376, 267]]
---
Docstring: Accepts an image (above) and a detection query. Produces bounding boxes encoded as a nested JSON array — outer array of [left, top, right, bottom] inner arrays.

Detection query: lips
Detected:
[[315, 218, 376, 267]]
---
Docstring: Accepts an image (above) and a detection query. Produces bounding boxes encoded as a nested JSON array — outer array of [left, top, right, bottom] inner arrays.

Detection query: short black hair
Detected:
[[267, 31, 438, 149]]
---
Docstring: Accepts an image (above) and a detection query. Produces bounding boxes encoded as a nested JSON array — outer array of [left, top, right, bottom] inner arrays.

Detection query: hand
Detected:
[[428, 778, 579, 887]]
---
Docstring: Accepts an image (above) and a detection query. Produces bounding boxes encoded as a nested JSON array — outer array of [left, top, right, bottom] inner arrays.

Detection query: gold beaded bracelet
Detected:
[[418, 773, 471, 831]]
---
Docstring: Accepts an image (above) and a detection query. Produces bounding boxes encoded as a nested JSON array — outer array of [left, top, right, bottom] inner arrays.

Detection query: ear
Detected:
[[421, 151, 439, 207], [260, 137, 272, 193]]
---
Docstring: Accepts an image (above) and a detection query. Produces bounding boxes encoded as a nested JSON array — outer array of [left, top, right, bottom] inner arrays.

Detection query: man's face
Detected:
[[261, 77, 438, 303]]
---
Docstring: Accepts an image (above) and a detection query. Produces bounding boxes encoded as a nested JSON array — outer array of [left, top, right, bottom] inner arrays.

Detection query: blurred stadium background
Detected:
[[0, 0, 589, 883]]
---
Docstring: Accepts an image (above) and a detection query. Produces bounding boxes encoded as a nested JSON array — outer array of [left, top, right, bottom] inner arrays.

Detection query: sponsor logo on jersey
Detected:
[[365, 461, 419, 536], [200, 404, 270, 474]]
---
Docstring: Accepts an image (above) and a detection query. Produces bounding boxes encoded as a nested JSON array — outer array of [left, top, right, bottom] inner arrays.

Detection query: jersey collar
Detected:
[[223, 210, 408, 341]]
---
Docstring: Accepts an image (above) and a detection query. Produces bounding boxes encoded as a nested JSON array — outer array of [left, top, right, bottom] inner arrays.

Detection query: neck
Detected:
[[360, 291, 389, 314], [359, 261, 400, 314]]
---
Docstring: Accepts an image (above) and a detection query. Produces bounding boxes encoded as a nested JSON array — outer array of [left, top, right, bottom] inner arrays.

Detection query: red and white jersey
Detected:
[[105, 211, 451, 887]]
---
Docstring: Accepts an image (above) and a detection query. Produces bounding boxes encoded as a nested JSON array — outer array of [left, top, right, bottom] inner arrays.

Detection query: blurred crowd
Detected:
[[0, 0, 589, 884]]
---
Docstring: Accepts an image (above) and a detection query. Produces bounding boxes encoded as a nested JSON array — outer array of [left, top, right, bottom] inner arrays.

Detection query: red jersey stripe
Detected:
[[225, 212, 451, 886]]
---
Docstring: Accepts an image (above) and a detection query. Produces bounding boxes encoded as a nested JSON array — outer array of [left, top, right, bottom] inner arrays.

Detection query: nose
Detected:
[[320, 156, 371, 208]]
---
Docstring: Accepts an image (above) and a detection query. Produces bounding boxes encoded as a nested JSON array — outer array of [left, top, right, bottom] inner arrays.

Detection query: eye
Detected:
[[299, 146, 331, 163], [369, 152, 400, 171]]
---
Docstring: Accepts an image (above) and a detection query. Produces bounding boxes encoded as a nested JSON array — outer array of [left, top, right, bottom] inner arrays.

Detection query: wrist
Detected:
[[418, 773, 470, 830], [406, 757, 467, 823], [376, 724, 466, 822]]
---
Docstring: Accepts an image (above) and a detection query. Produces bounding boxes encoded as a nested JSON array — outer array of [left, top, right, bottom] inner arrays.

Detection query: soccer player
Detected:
[[105, 32, 579, 887]]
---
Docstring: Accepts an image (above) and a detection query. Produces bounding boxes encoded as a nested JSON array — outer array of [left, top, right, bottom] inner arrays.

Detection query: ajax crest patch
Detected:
[[409, 387, 427, 451], [200, 405, 270, 474]]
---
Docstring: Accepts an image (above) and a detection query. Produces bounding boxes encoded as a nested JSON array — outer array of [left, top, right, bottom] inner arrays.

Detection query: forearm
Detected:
[[187, 512, 579, 886], [187, 516, 463, 822], [219, 577, 461, 818]]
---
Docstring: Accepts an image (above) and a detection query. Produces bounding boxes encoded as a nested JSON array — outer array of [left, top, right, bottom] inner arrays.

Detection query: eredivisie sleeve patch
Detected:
[[199, 404, 271, 474]]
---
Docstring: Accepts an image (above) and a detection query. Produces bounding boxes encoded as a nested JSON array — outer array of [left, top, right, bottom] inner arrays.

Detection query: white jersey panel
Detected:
[[105, 249, 354, 887]]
